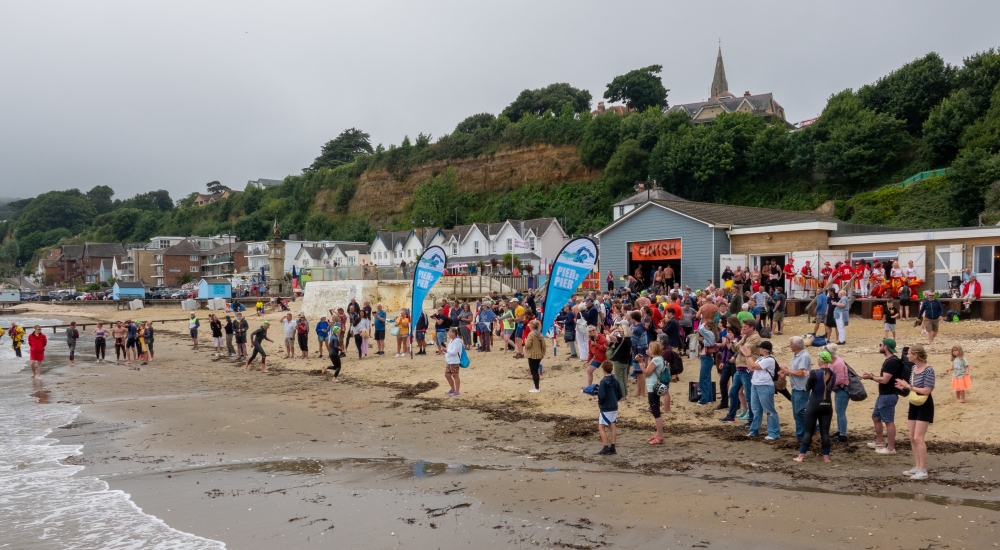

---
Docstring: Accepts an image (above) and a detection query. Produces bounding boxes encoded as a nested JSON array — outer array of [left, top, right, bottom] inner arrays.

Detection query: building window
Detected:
[[619, 206, 625, 216], [492, 242, 496, 253], [303, 260, 310, 267], [189, 255, 198, 261], [529, 237, 536, 251], [452, 243, 458, 255], [408, 249, 412, 258], [474, 241, 480, 254], [506, 238, 512, 252], [190, 266, 199, 272]]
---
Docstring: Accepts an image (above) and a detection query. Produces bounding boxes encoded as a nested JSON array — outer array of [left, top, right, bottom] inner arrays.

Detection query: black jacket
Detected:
[[598, 374, 623, 412]]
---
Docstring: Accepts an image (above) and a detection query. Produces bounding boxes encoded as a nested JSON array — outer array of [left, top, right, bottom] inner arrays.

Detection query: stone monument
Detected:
[[267, 219, 288, 296]]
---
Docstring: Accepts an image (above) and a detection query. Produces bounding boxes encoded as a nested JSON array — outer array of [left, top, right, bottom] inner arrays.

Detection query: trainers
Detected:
[[746, 432, 760, 438], [875, 447, 896, 455], [902, 467, 920, 476], [909, 470, 928, 480], [764, 436, 778, 441], [866, 442, 884, 449], [446, 390, 456, 396], [529, 389, 540, 393], [736, 410, 749, 420], [597, 446, 611, 455], [609, 445, 617, 454], [719, 417, 736, 423]]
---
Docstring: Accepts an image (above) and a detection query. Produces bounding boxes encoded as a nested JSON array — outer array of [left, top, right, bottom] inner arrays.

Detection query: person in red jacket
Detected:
[[587, 325, 609, 386], [28, 324, 47, 379], [962, 274, 982, 311]]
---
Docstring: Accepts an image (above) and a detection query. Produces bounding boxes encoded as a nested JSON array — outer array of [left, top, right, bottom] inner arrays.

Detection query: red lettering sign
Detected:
[[631, 239, 682, 261]]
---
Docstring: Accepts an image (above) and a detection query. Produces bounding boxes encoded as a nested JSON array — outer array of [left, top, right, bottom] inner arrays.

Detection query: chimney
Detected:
[[597, 101, 605, 114], [633, 180, 645, 193], [744, 91, 751, 97]]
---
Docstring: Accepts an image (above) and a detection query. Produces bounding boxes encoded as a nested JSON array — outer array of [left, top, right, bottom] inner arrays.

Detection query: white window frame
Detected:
[[452, 243, 458, 255], [189, 255, 198, 261], [189, 266, 199, 272], [474, 241, 480, 254], [529, 236, 536, 251], [973, 245, 993, 274], [506, 238, 512, 252], [492, 241, 496, 253]]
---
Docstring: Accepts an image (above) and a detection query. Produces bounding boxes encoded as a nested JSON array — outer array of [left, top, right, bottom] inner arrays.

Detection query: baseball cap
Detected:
[[881, 338, 897, 354], [262, 321, 270, 326], [818, 350, 832, 363]]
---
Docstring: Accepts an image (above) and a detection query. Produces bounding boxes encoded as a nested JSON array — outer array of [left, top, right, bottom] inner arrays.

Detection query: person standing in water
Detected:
[[93, 322, 107, 364], [66, 322, 80, 366], [243, 321, 273, 373], [28, 325, 47, 379]]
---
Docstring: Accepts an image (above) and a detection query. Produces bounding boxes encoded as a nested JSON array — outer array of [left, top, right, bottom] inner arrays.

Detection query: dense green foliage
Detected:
[[500, 83, 592, 123], [3, 47, 1000, 280]]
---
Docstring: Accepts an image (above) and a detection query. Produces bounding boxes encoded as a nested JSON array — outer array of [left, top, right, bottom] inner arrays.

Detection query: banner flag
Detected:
[[540, 237, 598, 336], [410, 245, 448, 358]]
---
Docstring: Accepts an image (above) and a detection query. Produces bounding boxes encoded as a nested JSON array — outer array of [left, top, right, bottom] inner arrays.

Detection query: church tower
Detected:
[[266, 219, 287, 296], [710, 46, 729, 98]]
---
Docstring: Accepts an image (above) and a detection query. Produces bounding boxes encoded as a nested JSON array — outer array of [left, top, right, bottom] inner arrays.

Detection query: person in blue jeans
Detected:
[[697, 319, 719, 405], [819, 347, 851, 442], [780, 336, 812, 442], [719, 318, 759, 426], [745, 340, 780, 440], [812, 288, 829, 336]]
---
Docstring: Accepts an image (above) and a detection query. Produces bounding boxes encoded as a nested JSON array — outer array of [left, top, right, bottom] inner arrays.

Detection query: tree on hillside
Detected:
[[501, 83, 592, 123], [603, 65, 669, 112], [857, 52, 954, 134], [206, 181, 229, 194], [120, 190, 174, 212], [812, 90, 910, 189], [86, 185, 115, 215], [411, 168, 458, 228], [953, 48, 1000, 117], [454, 113, 496, 134], [579, 111, 625, 168], [922, 89, 980, 165], [307, 128, 374, 171], [601, 139, 649, 199], [15, 190, 96, 237]]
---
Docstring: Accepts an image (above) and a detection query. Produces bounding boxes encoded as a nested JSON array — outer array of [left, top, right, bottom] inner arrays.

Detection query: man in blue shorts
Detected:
[[861, 338, 904, 455]]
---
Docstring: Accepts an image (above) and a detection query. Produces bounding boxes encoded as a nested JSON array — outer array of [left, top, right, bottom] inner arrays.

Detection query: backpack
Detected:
[[667, 350, 684, 376], [896, 353, 914, 397], [810, 336, 827, 347], [658, 359, 672, 385], [758, 326, 772, 339], [845, 363, 868, 401]]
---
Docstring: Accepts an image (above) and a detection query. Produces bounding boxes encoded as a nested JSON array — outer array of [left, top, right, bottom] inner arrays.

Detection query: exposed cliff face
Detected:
[[340, 144, 599, 222]]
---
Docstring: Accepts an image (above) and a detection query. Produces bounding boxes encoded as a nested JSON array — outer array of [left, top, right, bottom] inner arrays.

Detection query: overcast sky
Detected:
[[1, 1, 998, 200]]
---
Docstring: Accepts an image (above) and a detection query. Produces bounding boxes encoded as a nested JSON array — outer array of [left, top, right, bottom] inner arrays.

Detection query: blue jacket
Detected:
[[815, 293, 829, 315], [921, 299, 943, 320], [597, 374, 623, 412]]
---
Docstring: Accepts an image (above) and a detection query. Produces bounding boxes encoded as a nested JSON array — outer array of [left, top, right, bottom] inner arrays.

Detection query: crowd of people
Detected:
[[3, 264, 978, 481]]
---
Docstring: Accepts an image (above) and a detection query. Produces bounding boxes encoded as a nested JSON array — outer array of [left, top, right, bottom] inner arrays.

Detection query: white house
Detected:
[[293, 246, 328, 270], [329, 243, 371, 266], [369, 231, 412, 266]]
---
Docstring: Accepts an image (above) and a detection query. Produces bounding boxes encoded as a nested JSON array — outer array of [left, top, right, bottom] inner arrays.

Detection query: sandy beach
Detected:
[[10, 301, 1000, 548]]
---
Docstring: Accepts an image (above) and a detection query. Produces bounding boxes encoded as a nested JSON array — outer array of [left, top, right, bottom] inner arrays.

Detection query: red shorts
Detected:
[[30, 351, 44, 362]]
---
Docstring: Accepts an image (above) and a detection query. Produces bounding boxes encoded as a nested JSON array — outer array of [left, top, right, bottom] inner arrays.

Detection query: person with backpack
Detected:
[[65, 322, 80, 366], [643, 341, 669, 445], [607, 322, 632, 400], [596, 361, 623, 455], [629, 311, 649, 398], [444, 327, 464, 397], [818, 345, 851, 442], [861, 338, 905, 455], [745, 340, 780, 440]]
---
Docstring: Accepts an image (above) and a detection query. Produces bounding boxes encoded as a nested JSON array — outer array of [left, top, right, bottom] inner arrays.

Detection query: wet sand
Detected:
[[18, 302, 1000, 548]]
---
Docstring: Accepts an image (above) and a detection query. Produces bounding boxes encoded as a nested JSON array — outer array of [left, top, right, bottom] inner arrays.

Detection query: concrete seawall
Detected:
[[300, 277, 516, 319]]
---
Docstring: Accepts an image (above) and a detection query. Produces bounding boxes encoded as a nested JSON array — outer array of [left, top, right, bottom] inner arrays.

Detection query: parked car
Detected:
[[170, 290, 187, 299]]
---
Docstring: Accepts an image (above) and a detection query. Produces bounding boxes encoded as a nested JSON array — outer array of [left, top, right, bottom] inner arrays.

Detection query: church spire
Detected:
[[710, 44, 729, 98]]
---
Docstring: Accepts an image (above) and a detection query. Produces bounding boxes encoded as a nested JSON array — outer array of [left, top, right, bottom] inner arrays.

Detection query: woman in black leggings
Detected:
[[524, 320, 545, 392], [326, 326, 343, 381], [93, 323, 107, 364], [795, 367, 835, 463]]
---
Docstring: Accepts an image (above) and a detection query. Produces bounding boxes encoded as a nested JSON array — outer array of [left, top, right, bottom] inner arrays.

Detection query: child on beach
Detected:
[[946, 345, 971, 403], [597, 361, 622, 455]]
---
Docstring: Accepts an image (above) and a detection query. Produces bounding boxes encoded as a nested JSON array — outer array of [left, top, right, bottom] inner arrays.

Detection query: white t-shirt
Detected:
[[351, 318, 370, 336], [282, 319, 296, 338], [751, 356, 776, 386], [903, 267, 918, 278]]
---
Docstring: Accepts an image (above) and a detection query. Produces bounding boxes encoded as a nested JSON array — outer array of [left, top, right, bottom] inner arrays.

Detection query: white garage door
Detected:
[[897, 246, 926, 281]]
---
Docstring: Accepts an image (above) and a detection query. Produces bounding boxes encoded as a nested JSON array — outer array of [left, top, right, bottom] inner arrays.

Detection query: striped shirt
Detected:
[[912, 366, 936, 389]]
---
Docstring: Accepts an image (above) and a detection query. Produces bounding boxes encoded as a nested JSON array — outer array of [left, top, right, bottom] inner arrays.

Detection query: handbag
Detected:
[[459, 347, 470, 368], [907, 370, 928, 406], [390, 326, 400, 337]]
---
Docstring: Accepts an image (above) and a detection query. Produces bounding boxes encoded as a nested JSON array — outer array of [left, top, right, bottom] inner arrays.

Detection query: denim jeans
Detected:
[[791, 389, 809, 442], [833, 388, 850, 436], [719, 362, 735, 407], [749, 384, 780, 438], [698, 354, 715, 404], [726, 370, 754, 425]]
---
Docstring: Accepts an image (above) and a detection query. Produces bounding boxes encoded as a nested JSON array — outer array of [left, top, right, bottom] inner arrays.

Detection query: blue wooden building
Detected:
[[113, 281, 146, 300], [198, 278, 232, 299]]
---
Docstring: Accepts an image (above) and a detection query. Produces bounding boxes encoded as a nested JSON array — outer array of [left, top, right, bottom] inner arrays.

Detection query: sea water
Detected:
[[0, 317, 225, 549]]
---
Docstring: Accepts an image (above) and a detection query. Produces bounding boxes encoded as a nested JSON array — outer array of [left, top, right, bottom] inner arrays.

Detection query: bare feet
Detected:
[[793, 454, 805, 462], [823, 455, 831, 463]]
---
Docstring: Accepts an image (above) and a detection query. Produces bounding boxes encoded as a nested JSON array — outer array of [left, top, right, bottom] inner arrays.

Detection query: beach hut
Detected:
[[198, 278, 233, 300], [113, 281, 146, 301]]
